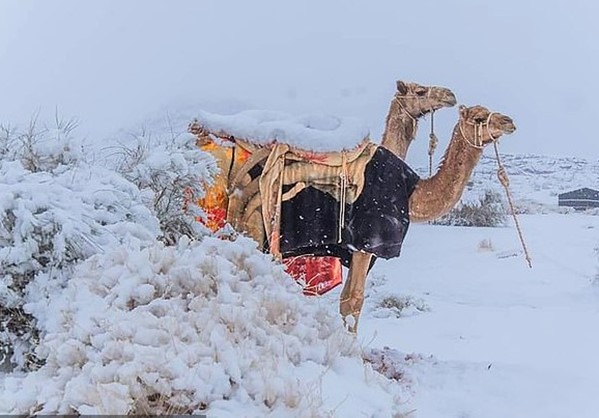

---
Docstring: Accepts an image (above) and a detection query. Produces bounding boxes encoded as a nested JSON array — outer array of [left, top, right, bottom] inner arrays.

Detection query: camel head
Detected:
[[458, 105, 516, 147], [395, 80, 457, 116]]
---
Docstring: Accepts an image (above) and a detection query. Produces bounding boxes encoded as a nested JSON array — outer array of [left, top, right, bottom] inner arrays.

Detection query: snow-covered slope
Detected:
[[473, 153, 599, 206], [416, 152, 599, 211]]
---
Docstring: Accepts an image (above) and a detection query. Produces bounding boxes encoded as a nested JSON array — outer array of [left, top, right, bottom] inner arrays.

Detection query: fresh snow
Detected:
[[1, 107, 599, 417], [0, 236, 406, 417], [194, 109, 370, 152], [357, 213, 599, 417]]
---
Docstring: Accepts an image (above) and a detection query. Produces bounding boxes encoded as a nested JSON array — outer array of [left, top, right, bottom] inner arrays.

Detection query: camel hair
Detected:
[[339, 104, 516, 332]]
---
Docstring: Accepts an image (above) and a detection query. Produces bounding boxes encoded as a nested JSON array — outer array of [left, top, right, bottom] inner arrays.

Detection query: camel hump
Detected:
[[190, 109, 370, 154]]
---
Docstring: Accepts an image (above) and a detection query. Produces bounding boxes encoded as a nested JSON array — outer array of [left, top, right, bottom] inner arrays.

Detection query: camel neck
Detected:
[[408, 123, 484, 222], [381, 99, 418, 161]]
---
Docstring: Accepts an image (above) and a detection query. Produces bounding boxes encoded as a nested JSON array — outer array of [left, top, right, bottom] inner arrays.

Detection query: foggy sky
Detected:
[[1, 0, 598, 166]]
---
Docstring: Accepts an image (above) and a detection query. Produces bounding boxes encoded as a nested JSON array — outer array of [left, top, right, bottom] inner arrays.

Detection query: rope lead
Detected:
[[428, 110, 438, 178], [493, 142, 533, 268], [338, 151, 348, 243]]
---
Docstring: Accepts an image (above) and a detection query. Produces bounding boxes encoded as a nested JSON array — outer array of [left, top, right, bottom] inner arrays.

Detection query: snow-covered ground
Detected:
[[354, 213, 599, 417], [3, 188, 598, 416]]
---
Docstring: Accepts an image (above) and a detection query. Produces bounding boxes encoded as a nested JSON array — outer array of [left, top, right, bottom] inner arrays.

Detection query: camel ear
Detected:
[[459, 105, 468, 115], [396, 81, 408, 95]]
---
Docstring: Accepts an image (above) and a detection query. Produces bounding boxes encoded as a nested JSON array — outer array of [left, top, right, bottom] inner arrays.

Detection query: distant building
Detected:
[[558, 187, 599, 210]]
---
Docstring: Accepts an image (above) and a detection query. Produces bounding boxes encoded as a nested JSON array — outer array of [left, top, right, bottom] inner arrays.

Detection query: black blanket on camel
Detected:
[[279, 146, 420, 267]]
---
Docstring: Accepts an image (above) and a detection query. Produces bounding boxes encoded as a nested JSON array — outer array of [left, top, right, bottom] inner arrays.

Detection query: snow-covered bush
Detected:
[[1, 115, 217, 371], [105, 122, 217, 245], [434, 189, 507, 227], [0, 120, 162, 371], [0, 116, 84, 173], [375, 295, 429, 319], [0, 237, 404, 416]]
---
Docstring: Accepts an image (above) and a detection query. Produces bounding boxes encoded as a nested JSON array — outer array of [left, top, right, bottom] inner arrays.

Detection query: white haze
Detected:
[[1, 0, 599, 166]]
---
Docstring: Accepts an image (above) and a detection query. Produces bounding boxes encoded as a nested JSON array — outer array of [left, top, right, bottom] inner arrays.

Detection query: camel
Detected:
[[381, 80, 456, 160], [338, 104, 516, 331], [191, 80, 457, 249], [191, 86, 516, 334]]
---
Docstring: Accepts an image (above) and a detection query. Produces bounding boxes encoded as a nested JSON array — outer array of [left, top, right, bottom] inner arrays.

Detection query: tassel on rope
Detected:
[[428, 110, 438, 177]]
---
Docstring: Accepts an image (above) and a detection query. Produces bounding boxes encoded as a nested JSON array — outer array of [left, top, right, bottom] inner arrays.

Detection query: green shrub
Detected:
[[434, 190, 507, 227]]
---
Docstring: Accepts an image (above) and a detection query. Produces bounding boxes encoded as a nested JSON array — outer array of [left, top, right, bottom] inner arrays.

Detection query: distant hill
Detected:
[[416, 153, 599, 212]]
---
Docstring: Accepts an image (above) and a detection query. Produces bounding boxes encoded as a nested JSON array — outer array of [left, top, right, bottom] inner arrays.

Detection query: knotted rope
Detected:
[[428, 110, 439, 177]]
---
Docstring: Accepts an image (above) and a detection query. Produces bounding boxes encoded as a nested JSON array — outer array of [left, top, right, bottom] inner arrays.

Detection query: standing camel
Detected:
[[191, 84, 516, 333], [338, 104, 516, 331], [191, 81, 457, 252]]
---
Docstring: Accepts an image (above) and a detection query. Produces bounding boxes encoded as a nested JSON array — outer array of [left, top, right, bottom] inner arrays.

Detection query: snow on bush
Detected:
[[0, 162, 159, 368], [0, 236, 405, 417], [0, 120, 164, 370], [0, 116, 215, 372], [434, 189, 507, 227], [0, 117, 84, 173], [105, 118, 218, 245]]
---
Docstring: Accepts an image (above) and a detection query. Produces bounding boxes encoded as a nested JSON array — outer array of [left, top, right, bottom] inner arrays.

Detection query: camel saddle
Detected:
[[190, 122, 377, 255]]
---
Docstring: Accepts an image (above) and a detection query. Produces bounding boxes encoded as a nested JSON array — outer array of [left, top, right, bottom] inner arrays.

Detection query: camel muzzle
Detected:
[[442, 90, 458, 107], [500, 116, 516, 134]]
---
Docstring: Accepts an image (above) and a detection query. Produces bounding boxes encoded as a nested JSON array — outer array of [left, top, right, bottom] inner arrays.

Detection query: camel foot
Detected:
[[341, 311, 361, 334], [340, 293, 363, 334]]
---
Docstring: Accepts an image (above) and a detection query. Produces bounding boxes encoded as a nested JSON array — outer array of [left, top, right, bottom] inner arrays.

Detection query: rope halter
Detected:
[[392, 88, 435, 132], [458, 111, 499, 149]]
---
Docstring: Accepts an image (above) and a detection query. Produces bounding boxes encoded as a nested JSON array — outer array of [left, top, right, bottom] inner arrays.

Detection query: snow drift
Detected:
[[0, 236, 407, 416]]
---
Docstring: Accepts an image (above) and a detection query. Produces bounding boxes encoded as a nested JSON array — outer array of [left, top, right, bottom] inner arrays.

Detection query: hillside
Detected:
[[415, 153, 599, 211]]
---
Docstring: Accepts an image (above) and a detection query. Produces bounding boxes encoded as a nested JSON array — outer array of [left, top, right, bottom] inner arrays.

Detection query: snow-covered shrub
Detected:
[[375, 295, 429, 319], [0, 116, 84, 173], [106, 123, 217, 245], [363, 347, 429, 389], [434, 190, 507, 227], [478, 238, 494, 252], [0, 120, 160, 371], [1, 114, 219, 371], [0, 236, 405, 416]]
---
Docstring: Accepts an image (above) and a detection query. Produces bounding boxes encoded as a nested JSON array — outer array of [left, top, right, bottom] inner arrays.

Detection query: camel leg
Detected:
[[339, 251, 373, 333]]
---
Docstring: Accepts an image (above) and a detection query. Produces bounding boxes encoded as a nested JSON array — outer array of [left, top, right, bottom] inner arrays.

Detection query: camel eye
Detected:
[[415, 89, 426, 96], [474, 116, 486, 123]]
